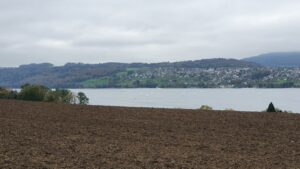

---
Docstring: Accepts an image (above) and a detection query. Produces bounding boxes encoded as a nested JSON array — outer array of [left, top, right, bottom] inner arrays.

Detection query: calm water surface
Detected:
[[70, 89, 300, 113]]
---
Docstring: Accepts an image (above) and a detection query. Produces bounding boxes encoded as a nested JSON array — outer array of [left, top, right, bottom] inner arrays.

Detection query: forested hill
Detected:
[[1, 58, 300, 88], [0, 58, 261, 88]]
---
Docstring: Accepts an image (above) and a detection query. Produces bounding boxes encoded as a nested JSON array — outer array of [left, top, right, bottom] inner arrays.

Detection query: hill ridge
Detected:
[[0, 58, 260, 88], [244, 52, 300, 67]]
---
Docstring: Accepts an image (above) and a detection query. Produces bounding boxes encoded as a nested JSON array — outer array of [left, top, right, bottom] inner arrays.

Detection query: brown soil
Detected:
[[0, 99, 299, 169]]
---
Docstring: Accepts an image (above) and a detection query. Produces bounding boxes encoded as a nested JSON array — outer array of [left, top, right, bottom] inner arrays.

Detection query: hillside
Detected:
[[1, 57, 300, 88], [0, 99, 299, 168], [0, 58, 260, 88], [244, 52, 300, 67]]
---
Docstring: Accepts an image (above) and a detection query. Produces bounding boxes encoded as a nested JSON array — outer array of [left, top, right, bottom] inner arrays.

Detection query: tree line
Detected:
[[0, 84, 89, 105]]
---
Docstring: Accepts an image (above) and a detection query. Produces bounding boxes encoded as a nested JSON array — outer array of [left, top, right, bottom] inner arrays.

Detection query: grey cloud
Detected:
[[1, 0, 300, 66]]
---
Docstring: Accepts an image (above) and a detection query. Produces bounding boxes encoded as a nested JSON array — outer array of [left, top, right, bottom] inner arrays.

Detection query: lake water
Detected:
[[70, 89, 300, 113]]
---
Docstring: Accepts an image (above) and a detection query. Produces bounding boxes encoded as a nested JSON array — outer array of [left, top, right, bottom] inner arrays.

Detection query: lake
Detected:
[[70, 89, 300, 113]]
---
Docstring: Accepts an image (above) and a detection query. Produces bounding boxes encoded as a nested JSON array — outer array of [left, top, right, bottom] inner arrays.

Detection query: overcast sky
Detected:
[[1, 0, 300, 67]]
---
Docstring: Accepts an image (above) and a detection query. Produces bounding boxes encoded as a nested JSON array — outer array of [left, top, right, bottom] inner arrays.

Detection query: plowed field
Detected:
[[0, 99, 299, 168]]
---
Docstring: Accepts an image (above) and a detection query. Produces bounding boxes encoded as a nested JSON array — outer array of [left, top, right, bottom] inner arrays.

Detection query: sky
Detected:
[[1, 0, 300, 67]]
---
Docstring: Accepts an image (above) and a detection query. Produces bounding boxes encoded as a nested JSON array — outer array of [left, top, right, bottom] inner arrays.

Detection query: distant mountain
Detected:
[[0, 58, 260, 88], [244, 52, 300, 67]]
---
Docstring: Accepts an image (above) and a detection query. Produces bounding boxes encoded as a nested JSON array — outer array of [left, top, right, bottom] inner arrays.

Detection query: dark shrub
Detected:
[[55, 89, 76, 104], [45, 89, 76, 104], [0, 88, 18, 99], [267, 102, 276, 112], [18, 84, 49, 101], [77, 92, 89, 105]]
